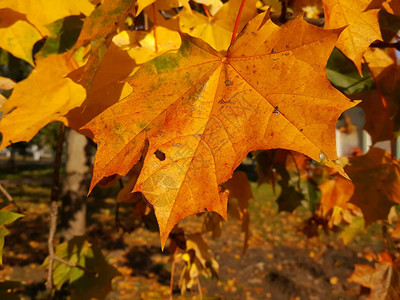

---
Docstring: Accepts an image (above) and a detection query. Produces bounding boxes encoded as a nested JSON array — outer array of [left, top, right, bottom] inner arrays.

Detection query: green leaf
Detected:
[[42, 236, 119, 299], [327, 48, 374, 95], [0, 226, 9, 264], [277, 186, 304, 213], [339, 217, 365, 245], [0, 211, 23, 264], [36, 15, 84, 59], [0, 211, 24, 226]]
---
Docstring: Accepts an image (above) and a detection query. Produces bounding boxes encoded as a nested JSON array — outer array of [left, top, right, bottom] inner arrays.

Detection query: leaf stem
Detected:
[[202, 4, 211, 18], [370, 40, 400, 51], [53, 255, 97, 276], [152, 3, 159, 53], [0, 184, 23, 213], [364, 59, 395, 158], [230, 0, 247, 46]]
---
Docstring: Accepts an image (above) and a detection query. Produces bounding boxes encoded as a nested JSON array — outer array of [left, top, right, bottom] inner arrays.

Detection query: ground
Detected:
[[0, 159, 385, 299]]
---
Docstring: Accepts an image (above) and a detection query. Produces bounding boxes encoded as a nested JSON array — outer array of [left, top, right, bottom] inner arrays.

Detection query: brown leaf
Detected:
[[345, 147, 400, 225], [349, 259, 400, 299], [224, 171, 252, 253]]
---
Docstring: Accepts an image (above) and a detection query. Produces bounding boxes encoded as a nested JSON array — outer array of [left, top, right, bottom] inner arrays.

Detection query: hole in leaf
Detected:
[[154, 149, 166, 161]]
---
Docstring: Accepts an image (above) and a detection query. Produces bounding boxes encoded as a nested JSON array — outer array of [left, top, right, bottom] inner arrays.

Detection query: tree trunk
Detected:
[[60, 129, 92, 241]]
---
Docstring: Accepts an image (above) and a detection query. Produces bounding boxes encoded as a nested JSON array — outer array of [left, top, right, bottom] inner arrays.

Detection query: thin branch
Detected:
[[279, 0, 287, 24], [370, 40, 400, 51], [196, 277, 203, 300], [230, 0, 247, 45], [0, 184, 23, 213], [202, 4, 211, 18], [270, 13, 325, 27], [169, 254, 176, 300], [53, 255, 98, 276], [46, 124, 66, 291]]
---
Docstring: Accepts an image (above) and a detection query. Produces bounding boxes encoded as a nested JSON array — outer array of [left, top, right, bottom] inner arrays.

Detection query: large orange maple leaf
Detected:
[[85, 13, 356, 247]]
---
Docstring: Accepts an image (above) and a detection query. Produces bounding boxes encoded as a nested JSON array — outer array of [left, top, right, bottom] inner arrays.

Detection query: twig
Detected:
[[53, 255, 98, 276], [269, 13, 325, 27], [370, 40, 400, 51], [230, 0, 247, 45], [0, 184, 23, 213], [46, 124, 66, 291], [169, 254, 176, 300], [279, 0, 287, 24], [196, 277, 203, 300]]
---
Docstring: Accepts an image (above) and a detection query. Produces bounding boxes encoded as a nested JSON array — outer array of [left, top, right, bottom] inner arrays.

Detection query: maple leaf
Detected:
[[318, 175, 362, 228], [345, 147, 400, 225], [223, 171, 252, 253], [0, 54, 86, 149], [66, 41, 137, 136], [323, 0, 382, 73], [71, 0, 136, 94], [319, 175, 354, 218], [0, 9, 42, 65], [0, 0, 95, 36], [349, 254, 400, 300], [85, 13, 355, 247], [113, 27, 182, 64], [177, 0, 258, 51], [360, 48, 400, 143], [356, 90, 392, 143], [383, 0, 400, 15]]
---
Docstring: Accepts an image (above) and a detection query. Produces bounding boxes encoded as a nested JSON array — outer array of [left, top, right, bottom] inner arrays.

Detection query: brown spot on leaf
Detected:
[[154, 149, 166, 161]]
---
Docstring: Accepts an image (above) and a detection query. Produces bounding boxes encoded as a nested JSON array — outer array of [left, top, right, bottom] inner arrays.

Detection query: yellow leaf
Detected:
[[0, 9, 42, 65], [0, 0, 95, 36], [114, 27, 181, 64], [178, 0, 258, 51], [0, 54, 85, 148]]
